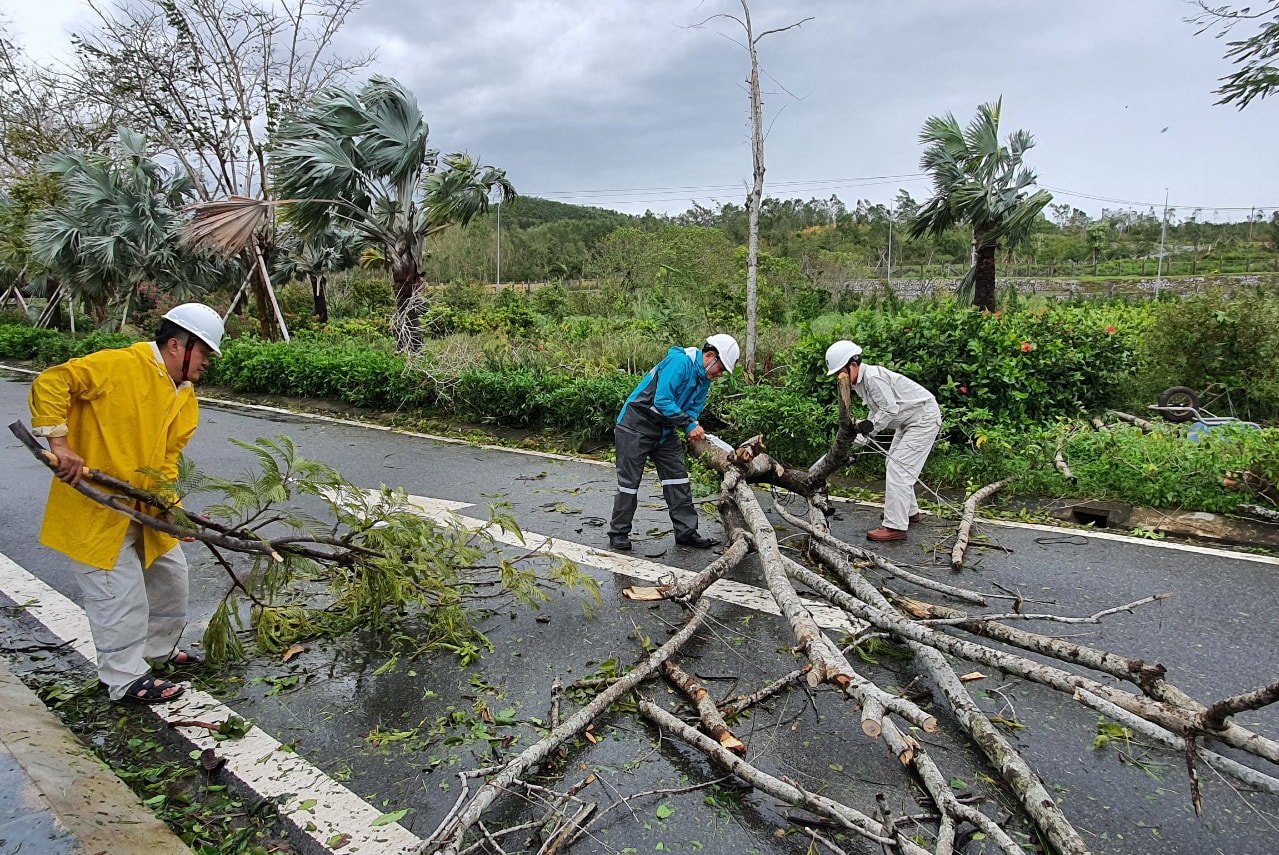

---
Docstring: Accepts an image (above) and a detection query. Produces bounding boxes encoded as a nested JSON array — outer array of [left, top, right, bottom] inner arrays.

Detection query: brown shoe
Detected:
[[908, 513, 922, 524], [866, 527, 907, 542]]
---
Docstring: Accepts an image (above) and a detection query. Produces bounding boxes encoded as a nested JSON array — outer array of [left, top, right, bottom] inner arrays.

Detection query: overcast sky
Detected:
[[4, 0, 1277, 222]]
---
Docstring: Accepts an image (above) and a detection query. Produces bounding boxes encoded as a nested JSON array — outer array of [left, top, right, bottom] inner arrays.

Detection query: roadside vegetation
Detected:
[[4, 281, 1278, 518]]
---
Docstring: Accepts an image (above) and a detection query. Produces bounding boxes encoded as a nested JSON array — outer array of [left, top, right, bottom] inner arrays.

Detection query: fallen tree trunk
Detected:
[[892, 595, 1173, 693], [775, 502, 988, 606], [1107, 410, 1157, 432], [1237, 503, 1279, 523], [808, 544, 1279, 764], [1054, 442, 1075, 481], [417, 599, 713, 855], [731, 478, 940, 736], [661, 660, 746, 754], [795, 536, 1091, 855], [1074, 688, 1279, 798], [951, 478, 1015, 570], [638, 699, 931, 855]]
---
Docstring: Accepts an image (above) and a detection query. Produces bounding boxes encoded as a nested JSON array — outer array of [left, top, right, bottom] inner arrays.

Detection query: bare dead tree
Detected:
[[692, 2, 812, 375]]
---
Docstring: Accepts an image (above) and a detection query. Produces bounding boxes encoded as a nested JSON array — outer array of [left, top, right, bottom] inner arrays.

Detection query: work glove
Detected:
[[853, 433, 870, 448], [855, 419, 874, 436]]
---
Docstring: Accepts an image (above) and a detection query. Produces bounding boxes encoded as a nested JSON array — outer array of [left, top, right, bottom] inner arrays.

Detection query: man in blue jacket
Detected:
[[609, 334, 740, 551]]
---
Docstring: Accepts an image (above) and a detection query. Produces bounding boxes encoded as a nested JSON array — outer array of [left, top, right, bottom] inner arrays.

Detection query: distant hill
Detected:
[[496, 196, 633, 230]]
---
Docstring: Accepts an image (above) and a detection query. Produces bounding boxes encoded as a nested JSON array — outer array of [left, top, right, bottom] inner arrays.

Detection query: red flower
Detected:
[[959, 386, 968, 394], [1021, 342, 1033, 352], [1105, 325, 1117, 334]]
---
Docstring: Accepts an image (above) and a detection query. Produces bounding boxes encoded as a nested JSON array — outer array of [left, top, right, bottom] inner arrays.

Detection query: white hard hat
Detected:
[[705, 334, 740, 373], [163, 303, 224, 355], [824, 340, 863, 375]]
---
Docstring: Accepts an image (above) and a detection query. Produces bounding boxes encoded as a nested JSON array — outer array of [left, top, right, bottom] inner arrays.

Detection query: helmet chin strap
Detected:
[[179, 338, 197, 383]]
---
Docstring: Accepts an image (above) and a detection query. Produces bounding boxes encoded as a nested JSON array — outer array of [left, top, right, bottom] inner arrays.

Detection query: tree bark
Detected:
[[974, 230, 998, 312], [242, 240, 283, 341], [743, 0, 764, 376], [731, 479, 939, 735], [638, 700, 930, 855], [311, 272, 329, 324], [952, 478, 1015, 570], [417, 600, 712, 855], [801, 537, 1091, 855], [776, 503, 989, 606], [1107, 410, 1156, 432], [661, 660, 746, 753]]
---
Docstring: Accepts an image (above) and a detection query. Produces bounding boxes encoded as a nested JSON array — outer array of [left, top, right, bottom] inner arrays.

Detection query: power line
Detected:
[[514, 172, 1275, 219], [524, 173, 929, 204], [1040, 184, 1276, 216]]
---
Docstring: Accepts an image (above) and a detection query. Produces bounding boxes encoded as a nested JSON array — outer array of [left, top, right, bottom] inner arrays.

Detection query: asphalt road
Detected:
[[2, 369, 1278, 855]]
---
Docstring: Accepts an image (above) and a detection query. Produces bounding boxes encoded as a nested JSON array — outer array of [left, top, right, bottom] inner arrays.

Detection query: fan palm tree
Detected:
[[269, 75, 514, 348], [27, 128, 222, 326], [908, 99, 1052, 312], [275, 226, 361, 324]]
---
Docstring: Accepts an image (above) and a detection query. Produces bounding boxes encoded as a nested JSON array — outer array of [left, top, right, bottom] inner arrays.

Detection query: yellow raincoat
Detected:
[[29, 342, 200, 570]]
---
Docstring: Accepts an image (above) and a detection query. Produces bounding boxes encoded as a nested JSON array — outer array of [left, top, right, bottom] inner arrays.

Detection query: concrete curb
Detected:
[[0, 658, 194, 855]]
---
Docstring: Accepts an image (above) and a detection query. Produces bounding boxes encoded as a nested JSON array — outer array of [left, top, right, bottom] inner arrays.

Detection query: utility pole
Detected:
[[886, 200, 893, 283], [1155, 188, 1169, 299]]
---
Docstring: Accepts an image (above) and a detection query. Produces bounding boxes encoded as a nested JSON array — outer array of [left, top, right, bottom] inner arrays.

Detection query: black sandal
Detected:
[[167, 650, 205, 668], [120, 675, 185, 704]]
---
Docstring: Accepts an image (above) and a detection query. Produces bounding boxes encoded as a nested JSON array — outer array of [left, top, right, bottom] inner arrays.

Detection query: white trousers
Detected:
[[882, 409, 942, 531], [73, 523, 189, 699]]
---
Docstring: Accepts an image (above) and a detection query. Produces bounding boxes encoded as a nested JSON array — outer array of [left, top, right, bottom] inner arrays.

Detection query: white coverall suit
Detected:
[[852, 364, 942, 531]]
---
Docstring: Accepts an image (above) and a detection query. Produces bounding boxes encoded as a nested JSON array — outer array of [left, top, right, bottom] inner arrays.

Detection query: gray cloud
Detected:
[[12, 0, 1279, 218]]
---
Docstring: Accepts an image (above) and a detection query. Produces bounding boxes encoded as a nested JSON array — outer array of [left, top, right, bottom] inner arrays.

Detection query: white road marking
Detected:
[[393, 494, 857, 634], [980, 518, 1279, 566], [0, 550, 421, 855]]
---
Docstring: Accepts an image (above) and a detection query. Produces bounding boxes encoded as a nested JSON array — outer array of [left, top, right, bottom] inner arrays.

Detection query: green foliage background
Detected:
[[4, 286, 1279, 516]]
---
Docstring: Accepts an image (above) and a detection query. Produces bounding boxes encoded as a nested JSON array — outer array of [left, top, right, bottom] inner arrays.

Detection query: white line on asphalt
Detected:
[[395, 493, 857, 633], [978, 518, 1279, 566], [0, 550, 421, 855]]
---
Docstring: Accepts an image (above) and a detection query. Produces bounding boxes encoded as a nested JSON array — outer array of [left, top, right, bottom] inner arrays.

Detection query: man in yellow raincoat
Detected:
[[29, 303, 224, 703]]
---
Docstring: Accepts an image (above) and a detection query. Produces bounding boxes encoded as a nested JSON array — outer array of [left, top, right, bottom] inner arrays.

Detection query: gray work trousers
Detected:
[[73, 522, 189, 699], [881, 408, 943, 531], [610, 425, 699, 540]]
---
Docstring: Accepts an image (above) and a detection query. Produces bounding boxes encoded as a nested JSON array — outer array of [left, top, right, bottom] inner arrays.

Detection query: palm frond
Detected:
[[181, 196, 276, 256]]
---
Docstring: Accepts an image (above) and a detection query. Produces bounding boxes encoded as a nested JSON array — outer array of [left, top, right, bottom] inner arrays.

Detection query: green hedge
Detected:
[[0, 326, 139, 365], [207, 339, 432, 410], [4, 318, 1276, 515], [788, 304, 1147, 429], [204, 337, 636, 440]]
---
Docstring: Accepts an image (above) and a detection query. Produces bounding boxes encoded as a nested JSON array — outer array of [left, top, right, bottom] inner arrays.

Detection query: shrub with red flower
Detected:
[[1021, 342, 1033, 352], [1105, 325, 1117, 334]]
